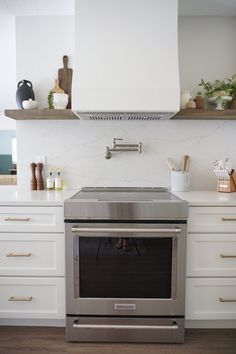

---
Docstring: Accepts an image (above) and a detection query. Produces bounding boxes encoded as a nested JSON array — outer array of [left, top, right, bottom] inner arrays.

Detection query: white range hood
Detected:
[[73, 0, 180, 120]]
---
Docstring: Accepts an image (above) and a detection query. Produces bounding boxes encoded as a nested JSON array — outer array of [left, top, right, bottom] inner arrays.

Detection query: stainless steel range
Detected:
[[64, 187, 188, 343]]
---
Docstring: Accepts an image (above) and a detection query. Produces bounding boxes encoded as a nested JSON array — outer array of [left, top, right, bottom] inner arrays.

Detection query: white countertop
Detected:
[[1, 188, 236, 207], [0, 189, 78, 206], [174, 191, 236, 206]]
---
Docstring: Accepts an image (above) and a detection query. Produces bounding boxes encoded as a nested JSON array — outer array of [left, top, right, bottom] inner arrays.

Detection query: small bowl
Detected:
[[22, 99, 38, 109]]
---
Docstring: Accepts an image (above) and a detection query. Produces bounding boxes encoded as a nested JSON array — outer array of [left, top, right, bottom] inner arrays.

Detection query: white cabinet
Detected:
[[0, 233, 65, 276], [0, 205, 65, 321], [186, 278, 236, 320], [0, 277, 65, 319], [186, 206, 236, 321], [0, 206, 64, 233], [187, 233, 236, 277], [188, 207, 236, 233]]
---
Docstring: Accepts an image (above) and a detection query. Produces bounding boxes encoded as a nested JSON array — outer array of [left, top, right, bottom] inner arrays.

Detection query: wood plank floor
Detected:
[[0, 326, 236, 354]]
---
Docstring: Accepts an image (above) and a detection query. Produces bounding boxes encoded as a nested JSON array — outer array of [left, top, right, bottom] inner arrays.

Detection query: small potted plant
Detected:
[[199, 74, 236, 110]]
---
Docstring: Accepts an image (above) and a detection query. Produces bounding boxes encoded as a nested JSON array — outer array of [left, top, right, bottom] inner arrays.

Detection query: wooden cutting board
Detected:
[[58, 55, 73, 109]]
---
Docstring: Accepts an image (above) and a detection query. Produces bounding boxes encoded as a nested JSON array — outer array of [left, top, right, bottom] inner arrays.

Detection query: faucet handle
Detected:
[[113, 138, 123, 147], [105, 146, 112, 159], [138, 142, 142, 153]]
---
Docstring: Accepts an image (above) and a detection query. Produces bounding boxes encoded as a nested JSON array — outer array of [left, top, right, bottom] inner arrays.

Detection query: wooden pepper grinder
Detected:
[[30, 163, 37, 190], [37, 163, 44, 190]]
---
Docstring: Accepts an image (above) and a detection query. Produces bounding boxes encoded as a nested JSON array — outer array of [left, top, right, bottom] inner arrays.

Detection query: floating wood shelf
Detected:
[[174, 109, 236, 120], [4, 109, 236, 120], [4, 109, 78, 120]]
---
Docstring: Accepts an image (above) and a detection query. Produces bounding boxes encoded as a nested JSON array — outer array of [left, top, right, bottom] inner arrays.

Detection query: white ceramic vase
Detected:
[[208, 95, 232, 110], [53, 93, 69, 109]]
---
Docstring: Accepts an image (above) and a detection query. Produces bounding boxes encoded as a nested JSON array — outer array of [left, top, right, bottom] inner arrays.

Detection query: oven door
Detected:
[[65, 222, 187, 316]]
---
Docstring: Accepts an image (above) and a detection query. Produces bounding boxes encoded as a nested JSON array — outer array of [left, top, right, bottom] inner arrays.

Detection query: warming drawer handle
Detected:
[[219, 297, 236, 303], [6, 252, 32, 258], [8, 296, 33, 302], [220, 254, 236, 259], [73, 323, 178, 330], [221, 217, 236, 222], [71, 227, 181, 234], [4, 217, 31, 222]]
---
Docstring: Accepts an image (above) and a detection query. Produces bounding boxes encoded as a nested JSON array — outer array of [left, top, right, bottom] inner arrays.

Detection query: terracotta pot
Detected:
[[194, 95, 205, 109]]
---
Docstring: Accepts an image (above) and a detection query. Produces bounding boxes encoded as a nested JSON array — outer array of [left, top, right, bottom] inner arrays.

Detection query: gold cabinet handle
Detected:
[[219, 297, 236, 303], [220, 254, 236, 259], [4, 217, 30, 222], [221, 217, 236, 221], [6, 253, 32, 258], [8, 296, 33, 302]]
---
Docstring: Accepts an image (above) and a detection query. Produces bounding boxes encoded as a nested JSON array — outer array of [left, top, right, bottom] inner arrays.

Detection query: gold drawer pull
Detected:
[[8, 296, 33, 302], [6, 253, 32, 258], [220, 254, 236, 259], [219, 297, 236, 303], [4, 217, 30, 222], [221, 217, 236, 222]]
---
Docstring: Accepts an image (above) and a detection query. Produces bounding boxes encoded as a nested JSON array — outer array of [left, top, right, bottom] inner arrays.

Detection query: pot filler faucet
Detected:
[[105, 138, 142, 159]]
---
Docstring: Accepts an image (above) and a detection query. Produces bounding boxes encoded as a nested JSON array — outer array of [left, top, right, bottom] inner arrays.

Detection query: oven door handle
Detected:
[[71, 227, 181, 234], [73, 322, 179, 330]]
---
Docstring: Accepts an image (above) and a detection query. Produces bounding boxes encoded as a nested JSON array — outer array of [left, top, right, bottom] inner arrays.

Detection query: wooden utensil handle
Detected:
[[63, 55, 68, 68], [182, 155, 190, 171]]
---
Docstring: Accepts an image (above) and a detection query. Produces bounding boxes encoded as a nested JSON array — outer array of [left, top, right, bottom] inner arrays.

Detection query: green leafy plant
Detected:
[[48, 90, 54, 109], [199, 74, 236, 98]]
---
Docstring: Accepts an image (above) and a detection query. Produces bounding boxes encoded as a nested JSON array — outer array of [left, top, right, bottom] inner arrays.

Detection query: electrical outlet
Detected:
[[35, 155, 46, 165]]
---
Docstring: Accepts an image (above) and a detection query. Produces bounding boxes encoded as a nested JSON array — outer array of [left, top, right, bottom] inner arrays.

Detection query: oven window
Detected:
[[77, 237, 173, 299]]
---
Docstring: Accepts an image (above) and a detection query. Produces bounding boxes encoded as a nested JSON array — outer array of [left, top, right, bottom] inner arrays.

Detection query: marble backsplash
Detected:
[[16, 119, 236, 190]]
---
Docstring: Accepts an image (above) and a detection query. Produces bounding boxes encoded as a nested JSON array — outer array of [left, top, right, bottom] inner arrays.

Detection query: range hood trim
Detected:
[[74, 111, 177, 121]]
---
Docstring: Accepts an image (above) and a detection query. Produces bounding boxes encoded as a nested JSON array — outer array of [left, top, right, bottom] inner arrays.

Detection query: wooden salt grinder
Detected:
[[37, 163, 44, 190], [30, 163, 37, 190]]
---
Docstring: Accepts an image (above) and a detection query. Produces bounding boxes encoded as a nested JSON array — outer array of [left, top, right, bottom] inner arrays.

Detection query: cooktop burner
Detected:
[[65, 187, 188, 220]]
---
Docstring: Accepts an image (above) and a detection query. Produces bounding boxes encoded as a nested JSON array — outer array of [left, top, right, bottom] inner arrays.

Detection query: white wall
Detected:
[[16, 16, 236, 190], [15, 16, 74, 109], [0, 16, 16, 130], [179, 16, 236, 95]]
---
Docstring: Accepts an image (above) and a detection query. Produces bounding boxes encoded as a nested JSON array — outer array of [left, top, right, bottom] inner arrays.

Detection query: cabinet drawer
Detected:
[[0, 233, 65, 276], [186, 278, 236, 320], [0, 277, 65, 319], [0, 206, 63, 233], [187, 233, 236, 277], [188, 207, 236, 233]]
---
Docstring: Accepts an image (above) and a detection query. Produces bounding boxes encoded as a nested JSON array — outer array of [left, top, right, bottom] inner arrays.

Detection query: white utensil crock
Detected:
[[171, 171, 191, 192]]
